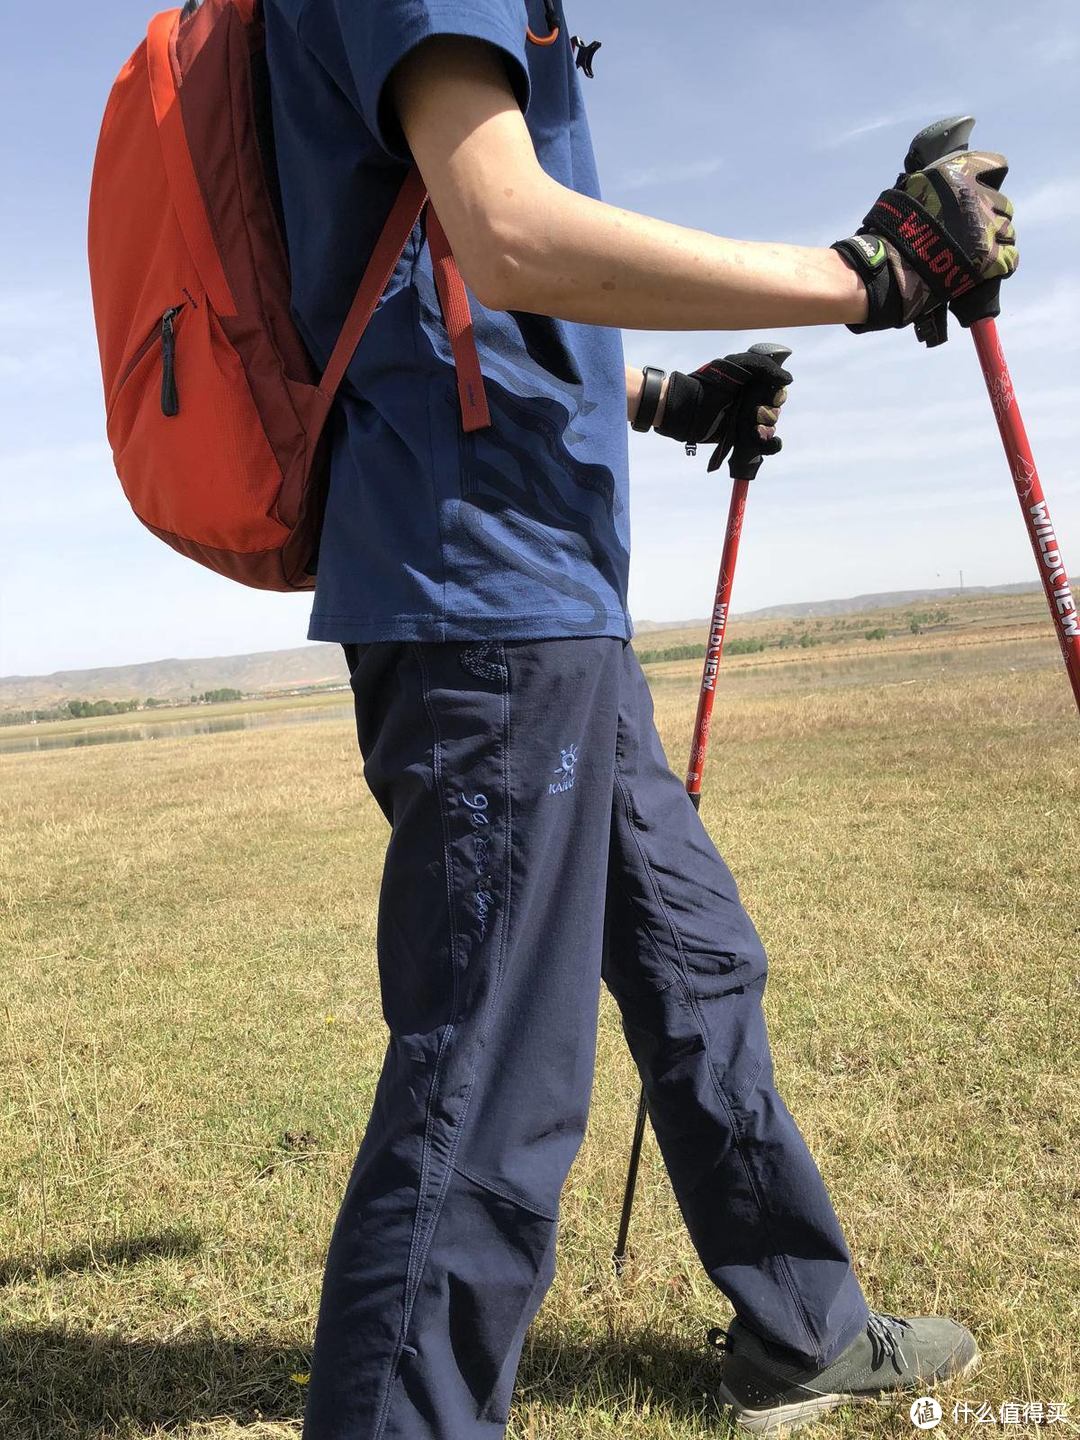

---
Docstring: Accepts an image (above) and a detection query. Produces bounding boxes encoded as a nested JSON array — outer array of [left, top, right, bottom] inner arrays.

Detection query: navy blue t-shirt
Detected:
[[264, 0, 632, 643]]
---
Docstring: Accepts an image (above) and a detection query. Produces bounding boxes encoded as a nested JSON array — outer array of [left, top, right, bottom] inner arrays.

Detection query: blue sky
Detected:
[[1, 0, 1078, 675]]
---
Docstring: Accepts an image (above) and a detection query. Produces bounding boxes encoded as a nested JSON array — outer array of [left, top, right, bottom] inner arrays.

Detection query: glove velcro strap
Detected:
[[654, 370, 706, 443], [831, 237, 900, 331], [860, 188, 981, 304]]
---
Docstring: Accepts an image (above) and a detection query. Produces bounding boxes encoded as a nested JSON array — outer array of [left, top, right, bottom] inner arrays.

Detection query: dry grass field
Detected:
[[2, 594, 1078, 1439]]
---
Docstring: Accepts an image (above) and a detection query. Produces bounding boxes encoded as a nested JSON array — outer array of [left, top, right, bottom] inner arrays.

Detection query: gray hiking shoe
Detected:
[[716, 1312, 979, 1434]]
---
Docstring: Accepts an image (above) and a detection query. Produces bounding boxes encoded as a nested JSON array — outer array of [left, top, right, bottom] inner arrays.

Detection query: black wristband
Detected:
[[632, 366, 666, 432]]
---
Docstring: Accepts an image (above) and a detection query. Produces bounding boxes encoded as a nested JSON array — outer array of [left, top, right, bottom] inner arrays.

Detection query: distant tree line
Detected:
[[633, 607, 960, 669], [0, 698, 141, 725], [635, 638, 769, 667], [66, 698, 142, 718], [1, 687, 246, 726]]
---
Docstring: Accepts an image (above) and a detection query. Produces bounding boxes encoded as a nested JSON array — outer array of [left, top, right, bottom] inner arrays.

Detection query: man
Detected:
[[262, 3, 1017, 1435]]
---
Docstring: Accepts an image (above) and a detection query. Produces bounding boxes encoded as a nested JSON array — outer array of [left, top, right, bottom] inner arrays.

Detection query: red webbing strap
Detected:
[[315, 167, 490, 435], [427, 209, 491, 432], [315, 166, 428, 417]]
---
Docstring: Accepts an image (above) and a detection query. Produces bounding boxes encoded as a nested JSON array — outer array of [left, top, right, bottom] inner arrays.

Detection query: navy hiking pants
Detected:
[[304, 637, 868, 1440]]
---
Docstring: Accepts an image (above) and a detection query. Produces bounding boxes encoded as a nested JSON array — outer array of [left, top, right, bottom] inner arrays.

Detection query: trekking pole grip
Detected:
[[729, 341, 793, 481], [903, 115, 977, 173], [902, 115, 1001, 329]]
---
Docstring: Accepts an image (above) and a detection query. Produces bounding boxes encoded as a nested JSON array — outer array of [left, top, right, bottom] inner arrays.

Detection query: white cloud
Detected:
[[988, 279, 1080, 353], [1016, 179, 1080, 229], [0, 341, 83, 384], [1029, 28, 1080, 67], [0, 440, 117, 527], [0, 288, 71, 328], [0, 285, 99, 388], [817, 103, 963, 152], [614, 156, 724, 195]]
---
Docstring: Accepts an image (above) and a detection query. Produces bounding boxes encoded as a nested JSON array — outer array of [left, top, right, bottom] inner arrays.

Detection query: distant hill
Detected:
[[1, 578, 1065, 713], [734, 579, 1053, 622], [0, 643, 347, 711]]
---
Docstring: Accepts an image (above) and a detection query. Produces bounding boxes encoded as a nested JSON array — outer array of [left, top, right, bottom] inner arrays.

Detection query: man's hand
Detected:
[[832, 150, 1018, 332], [640, 352, 792, 473]]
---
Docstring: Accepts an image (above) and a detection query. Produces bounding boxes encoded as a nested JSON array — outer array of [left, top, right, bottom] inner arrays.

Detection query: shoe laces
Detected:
[[867, 1312, 912, 1372]]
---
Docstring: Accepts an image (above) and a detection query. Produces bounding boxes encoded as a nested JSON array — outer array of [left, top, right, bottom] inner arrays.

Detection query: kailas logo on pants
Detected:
[[549, 744, 579, 795]]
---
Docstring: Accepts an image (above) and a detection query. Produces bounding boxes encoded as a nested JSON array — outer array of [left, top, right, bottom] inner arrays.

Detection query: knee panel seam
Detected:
[[453, 1162, 559, 1223]]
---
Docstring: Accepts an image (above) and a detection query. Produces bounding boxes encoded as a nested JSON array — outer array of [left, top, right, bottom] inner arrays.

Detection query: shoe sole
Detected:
[[716, 1346, 980, 1435]]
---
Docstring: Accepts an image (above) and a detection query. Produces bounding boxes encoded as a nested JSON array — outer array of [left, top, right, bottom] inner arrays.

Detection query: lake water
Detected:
[[0, 702, 354, 756]]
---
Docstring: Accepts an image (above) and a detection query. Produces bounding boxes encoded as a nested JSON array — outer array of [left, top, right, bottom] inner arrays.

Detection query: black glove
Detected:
[[654, 351, 792, 473], [833, 149, 1018, 333]]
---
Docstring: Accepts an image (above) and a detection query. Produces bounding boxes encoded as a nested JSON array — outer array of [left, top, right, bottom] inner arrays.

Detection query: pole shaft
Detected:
[[687, 478, 751, 795], [970, 318, 1080, 712], [612, 1087, 649, 1272]]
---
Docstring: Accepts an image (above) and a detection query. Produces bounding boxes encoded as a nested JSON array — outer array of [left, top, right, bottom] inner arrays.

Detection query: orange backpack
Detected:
[[88, 0, 489, 592]]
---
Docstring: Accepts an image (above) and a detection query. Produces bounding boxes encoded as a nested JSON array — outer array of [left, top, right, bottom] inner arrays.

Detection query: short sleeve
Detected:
[[330, 0, 531, 161]]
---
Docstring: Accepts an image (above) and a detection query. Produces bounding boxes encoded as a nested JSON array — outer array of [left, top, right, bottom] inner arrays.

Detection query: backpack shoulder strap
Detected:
[[314, 166, 490, 434]]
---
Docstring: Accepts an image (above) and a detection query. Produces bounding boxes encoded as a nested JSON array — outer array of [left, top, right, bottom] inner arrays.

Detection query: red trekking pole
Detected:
[[612, 341, 792, 1273], [903, 118, 1080, 713]]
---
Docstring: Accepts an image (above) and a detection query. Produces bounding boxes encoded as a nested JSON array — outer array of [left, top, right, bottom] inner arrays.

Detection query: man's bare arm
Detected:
[[391, 37, 867, 330]]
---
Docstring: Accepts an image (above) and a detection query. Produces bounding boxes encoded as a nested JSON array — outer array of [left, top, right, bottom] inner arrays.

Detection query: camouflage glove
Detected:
[[833, 150, 1018, 332], [654, 351, 792, 473]]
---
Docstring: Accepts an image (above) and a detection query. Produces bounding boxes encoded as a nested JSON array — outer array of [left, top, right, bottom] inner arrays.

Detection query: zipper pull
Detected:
[[160, 306, 181, 417]]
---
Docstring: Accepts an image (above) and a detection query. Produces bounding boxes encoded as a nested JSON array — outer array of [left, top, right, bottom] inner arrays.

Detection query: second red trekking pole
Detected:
[[903, 117, 1080, 714], [612, 341, 792, 1273]]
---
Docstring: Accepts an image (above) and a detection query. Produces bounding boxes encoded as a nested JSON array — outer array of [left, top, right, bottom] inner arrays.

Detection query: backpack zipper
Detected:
[[160, 306, 183, 417], [111, 302, 188, 415]]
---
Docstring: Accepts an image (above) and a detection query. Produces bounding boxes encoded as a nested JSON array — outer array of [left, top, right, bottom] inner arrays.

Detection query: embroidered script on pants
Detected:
[[462, 792, 493, 940]]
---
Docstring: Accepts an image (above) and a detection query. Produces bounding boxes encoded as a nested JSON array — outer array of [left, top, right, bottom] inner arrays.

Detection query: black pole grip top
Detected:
[[903, 115, 976, 174], [729, 341, 792, 481], [747, 341, 793, 366]]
